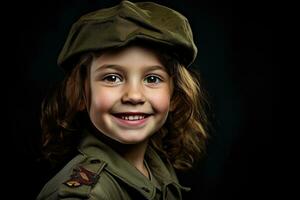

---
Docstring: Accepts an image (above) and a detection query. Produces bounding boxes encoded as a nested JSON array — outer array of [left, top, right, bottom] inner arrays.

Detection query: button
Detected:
[[141, 187, 150, 193], [90, 159, 101, 164]]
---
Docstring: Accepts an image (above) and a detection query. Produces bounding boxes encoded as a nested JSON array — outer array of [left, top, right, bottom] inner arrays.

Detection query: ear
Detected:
[[169, 79, 176, 112], [78, 99, 86, 111], [169, 97, 176, 112], [79, 78, 90, 112]]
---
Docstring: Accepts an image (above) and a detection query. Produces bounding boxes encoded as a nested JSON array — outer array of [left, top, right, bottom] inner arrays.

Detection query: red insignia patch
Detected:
[[64, 166, 99, 187]]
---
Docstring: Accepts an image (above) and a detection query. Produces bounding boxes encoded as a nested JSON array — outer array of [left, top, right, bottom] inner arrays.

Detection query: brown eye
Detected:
[[144, 75, 162, 84], [103, 74, 122, 83]]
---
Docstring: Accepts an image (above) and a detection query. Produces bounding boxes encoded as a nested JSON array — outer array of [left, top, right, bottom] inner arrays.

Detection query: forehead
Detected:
[[90, 45, 167, 72]]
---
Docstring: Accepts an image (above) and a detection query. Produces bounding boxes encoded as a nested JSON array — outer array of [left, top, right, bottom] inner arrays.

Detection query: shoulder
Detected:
[[36, 154, 109, 200]]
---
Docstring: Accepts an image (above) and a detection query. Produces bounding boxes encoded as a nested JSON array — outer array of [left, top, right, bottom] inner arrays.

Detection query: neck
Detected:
[[117, 139, 149, 178], [88, 124, 150, 178]]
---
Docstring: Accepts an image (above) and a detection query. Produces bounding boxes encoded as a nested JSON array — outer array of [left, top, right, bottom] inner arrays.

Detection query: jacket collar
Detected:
[[78, 130, 184, 199]]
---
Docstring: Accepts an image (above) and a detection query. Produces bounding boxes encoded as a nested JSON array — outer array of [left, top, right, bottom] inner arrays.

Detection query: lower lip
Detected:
[[112, 115, 150, 128]]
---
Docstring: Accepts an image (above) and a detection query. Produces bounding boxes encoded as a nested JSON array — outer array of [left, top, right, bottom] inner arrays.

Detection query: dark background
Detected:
[[2, 0, 274, 199]]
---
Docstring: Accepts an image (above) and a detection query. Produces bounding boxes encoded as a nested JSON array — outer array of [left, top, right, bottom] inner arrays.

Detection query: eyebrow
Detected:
[[94, 64, 122, 73], [94, 64, 167, 73]]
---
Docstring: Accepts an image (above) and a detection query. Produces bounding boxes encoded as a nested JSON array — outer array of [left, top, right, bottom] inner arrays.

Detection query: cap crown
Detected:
[[58, 0, 197, 70]]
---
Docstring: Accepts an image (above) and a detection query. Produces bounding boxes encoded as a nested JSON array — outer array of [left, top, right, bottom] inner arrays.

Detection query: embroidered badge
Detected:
[[64, 166, 99, 187]]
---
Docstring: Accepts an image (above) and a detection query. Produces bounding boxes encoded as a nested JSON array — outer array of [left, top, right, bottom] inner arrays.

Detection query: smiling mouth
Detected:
[[112, 113, 151, 121]]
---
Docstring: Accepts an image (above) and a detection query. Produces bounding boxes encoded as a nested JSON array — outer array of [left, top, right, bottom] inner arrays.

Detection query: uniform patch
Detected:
[[64, 166, 99, 187]]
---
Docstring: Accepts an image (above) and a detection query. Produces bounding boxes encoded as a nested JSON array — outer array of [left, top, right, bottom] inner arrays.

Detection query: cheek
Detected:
[[90, 87, 119, 113], [149, 90, 172, 113]]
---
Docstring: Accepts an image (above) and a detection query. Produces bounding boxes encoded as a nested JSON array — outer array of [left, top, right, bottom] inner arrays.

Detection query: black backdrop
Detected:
[[2, 0, 274, 199]]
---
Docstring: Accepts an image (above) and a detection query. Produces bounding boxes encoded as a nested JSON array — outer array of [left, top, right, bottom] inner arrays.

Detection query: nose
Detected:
[[121, 81, 145, 105]]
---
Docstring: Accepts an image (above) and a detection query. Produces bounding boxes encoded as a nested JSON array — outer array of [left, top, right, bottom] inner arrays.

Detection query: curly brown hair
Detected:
[[40, 48, 209, 170]]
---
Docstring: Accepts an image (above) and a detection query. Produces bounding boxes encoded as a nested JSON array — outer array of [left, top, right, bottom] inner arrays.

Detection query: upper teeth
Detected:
[[121, 115, 145, 121]]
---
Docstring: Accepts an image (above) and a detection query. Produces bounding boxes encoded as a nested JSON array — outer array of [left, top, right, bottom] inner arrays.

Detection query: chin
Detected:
[[116, 138, 147, 145], [113, 134, 149, 145]]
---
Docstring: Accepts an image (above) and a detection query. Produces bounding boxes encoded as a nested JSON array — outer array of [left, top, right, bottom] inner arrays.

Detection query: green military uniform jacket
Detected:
[[37, 131, 189, 200]]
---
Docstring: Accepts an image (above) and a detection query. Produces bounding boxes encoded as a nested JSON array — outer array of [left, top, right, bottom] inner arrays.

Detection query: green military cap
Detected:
[[58, 0, 197, 70]]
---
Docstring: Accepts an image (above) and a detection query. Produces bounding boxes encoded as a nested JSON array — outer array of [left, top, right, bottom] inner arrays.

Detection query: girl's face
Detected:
[[88, 45, 173, 144]]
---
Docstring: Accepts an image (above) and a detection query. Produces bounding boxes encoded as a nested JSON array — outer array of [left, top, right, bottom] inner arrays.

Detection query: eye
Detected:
[[144, 75, 162, 84], [102, 74, 122, 84]]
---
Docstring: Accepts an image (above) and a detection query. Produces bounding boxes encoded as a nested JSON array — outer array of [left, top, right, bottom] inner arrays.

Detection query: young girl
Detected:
[[37, 1, 208, 199]]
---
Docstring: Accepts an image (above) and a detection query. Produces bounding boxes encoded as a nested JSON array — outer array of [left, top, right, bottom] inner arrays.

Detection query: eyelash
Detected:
[[101, 74, 163, 85], [144, 75, 162, 84], [102, 74, 123, 84]]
